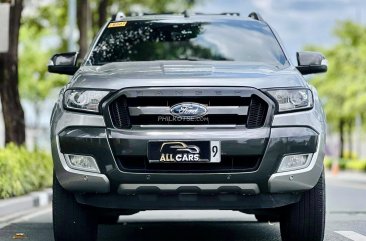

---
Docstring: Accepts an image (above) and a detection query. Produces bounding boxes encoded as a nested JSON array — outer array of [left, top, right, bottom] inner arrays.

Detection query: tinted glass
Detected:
[[88, 19, 288, 67]]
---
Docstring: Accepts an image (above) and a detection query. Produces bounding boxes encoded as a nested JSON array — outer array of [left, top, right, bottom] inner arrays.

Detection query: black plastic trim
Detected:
[[75, 192, 301, 210]]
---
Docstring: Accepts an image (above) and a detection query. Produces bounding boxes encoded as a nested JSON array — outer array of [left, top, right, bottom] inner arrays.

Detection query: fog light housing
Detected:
[[65, 154, 100, 173], [277, 154, 313, 173]]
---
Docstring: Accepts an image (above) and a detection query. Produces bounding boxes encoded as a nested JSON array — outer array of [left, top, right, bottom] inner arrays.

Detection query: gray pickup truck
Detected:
[[49, 12, 327, 241]]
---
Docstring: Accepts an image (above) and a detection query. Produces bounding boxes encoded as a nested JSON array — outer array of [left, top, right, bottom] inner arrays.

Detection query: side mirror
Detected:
[[296, 51, 328, 75], [48, 52, 79, 75]]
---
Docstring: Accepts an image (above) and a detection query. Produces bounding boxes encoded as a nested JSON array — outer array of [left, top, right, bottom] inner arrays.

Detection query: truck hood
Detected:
[[69, 61, 307, 90]]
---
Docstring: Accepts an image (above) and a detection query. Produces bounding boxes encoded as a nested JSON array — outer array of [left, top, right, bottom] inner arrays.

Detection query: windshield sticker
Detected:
[[108, 21, 127, 28]]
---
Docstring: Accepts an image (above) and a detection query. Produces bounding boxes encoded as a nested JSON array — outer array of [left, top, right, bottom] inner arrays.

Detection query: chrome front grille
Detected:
[[108, 88, 270, 128]]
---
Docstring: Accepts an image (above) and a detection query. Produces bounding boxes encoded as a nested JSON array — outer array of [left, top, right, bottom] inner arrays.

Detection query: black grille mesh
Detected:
[[109, 96, 131, 128], [116, 155, 262, 173], [246, 95, 268, 128]]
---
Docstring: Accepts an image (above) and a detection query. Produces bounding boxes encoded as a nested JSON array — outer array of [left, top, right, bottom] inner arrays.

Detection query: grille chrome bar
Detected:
[[135, 124, 239, 128], [129, 106, 248, 116]]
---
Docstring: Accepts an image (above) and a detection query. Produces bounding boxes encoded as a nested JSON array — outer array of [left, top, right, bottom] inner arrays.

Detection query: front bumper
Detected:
[[52, 125, 323, 193], [52, 125, 317, 209], [51, 98, 325, 209]]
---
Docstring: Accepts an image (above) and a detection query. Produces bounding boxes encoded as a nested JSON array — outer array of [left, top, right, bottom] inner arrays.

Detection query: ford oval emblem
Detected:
[[170, 102, 208, 117]]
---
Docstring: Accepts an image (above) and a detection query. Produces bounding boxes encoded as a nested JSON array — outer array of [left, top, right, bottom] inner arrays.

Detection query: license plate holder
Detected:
[[148, 141, 221, 163]]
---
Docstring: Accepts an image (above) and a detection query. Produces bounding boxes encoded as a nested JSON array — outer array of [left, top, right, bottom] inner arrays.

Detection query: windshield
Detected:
[[87, 19, 289, 67]]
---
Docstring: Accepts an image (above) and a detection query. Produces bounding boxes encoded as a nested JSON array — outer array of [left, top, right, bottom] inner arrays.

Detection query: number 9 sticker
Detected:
[[210, 141, 221, 163]]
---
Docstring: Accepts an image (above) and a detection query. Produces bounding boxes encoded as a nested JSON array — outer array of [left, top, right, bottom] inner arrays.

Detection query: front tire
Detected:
[[53, 173, 98, 241], [280, 170, 326, 241]]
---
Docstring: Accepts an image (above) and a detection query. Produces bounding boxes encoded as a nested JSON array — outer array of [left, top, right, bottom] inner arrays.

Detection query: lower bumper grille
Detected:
[[116, 155, 262, 173]]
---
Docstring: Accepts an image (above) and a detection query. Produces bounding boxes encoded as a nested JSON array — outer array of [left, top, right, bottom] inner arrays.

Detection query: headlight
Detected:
[[64, 90, 109, 113], [266, 89, 313, 112]]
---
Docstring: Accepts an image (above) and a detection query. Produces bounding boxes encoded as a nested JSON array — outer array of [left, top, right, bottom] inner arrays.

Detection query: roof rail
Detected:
[[194, 12, 240, 17], [222, 12, 240, 16], [113, 11, 126, 21], [138, 12, 176, 16], [248, 12, 264, 21], [111, 11, 243, 19]]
